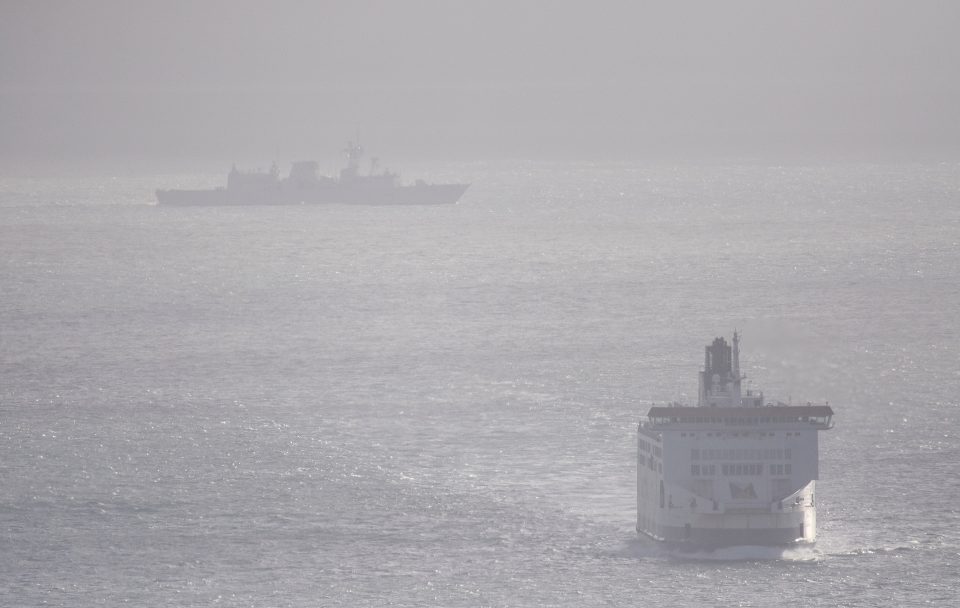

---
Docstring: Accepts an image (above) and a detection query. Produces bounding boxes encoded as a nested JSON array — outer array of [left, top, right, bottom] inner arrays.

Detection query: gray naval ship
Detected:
[[156, 141, 469, 206]]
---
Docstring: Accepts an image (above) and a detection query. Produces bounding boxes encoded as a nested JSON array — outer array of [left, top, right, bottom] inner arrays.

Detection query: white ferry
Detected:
[[637, 333, 834, 548]]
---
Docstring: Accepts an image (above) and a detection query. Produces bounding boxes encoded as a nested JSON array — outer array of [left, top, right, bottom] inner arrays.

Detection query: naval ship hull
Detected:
[[156, 183, 469, 207]]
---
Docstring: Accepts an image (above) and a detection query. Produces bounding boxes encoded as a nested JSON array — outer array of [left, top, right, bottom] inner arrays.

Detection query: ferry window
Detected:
[[785, 464, 792, 475], [691, 465, 700, 476], [785, 448, 792, 459]]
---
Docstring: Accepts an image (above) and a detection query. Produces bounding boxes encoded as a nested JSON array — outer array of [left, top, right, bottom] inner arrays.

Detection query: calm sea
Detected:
[[1, 161, 958, 606]]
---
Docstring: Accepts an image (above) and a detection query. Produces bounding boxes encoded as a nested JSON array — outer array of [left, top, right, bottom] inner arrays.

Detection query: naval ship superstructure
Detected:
[[637, 334, 834, 548], [156, 141, 469, 206]]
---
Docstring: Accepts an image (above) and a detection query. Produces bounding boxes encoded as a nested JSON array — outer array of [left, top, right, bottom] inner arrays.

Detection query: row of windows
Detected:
[[690, 463, 793, 476], [770, 463, 792, 476], [659, 416, 824, 425], [692, 464, 717, 476], [693, 448, 792, 461], [639, 454, 662, 474], [722, 463, 764, 476], [638, 439, 662, 457]]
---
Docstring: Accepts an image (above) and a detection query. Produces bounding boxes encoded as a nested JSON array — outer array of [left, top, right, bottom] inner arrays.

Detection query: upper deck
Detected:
[[644, 405, 834, 430]]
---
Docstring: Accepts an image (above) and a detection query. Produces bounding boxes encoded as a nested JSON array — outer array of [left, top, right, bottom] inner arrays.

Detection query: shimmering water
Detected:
[[2, 161, 959, 606]]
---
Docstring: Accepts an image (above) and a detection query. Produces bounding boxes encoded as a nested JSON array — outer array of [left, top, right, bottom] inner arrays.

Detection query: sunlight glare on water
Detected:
[[1, 161, 959, 606]]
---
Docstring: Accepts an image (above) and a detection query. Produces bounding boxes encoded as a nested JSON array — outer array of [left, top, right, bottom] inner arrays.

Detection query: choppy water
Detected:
[[1, 161, 959, 606]]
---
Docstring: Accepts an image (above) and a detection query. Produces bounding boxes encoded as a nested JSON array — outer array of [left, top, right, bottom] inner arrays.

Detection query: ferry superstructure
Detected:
[[637, 334, 834, 548]]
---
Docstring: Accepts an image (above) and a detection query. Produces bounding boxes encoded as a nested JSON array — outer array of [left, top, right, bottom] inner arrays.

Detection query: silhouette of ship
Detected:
[[156, 141, 469, 206]]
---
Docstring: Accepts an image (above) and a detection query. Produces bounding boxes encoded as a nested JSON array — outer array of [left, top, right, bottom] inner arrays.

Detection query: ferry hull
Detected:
[[637, 499, 816, 549], [636, 335, 834, 553], [637, 524, 809, 549]]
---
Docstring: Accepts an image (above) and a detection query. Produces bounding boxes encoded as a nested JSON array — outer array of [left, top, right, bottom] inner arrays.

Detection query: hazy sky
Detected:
[[2, 0, 959, 164]]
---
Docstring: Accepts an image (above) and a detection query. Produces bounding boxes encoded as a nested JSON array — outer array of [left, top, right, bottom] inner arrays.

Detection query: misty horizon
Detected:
[[3, 1, 959, 169]]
